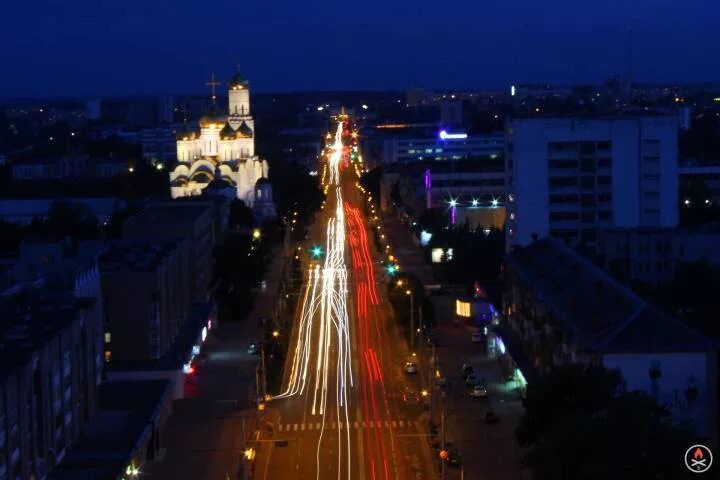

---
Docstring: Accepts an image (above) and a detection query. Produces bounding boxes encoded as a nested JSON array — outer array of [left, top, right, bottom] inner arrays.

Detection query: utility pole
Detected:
[[260, 344, 267, 398], [409, 292, 414, 349]]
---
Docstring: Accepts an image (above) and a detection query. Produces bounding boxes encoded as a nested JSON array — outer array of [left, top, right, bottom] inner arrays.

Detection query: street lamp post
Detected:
[[406, 290, 414, 349]]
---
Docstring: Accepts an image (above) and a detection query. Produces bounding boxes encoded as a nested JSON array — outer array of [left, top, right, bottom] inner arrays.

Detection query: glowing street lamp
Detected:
[[252, 228, 261, 240], [448, 197, 458, 225]]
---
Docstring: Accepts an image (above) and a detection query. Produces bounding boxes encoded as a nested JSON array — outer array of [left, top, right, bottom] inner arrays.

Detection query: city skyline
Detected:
[[2, 0, 720, 98]]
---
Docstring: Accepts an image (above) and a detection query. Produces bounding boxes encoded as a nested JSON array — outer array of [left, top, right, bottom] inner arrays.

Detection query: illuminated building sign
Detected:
[[438, 130, 468, 140], [456, 300, 471, 318]]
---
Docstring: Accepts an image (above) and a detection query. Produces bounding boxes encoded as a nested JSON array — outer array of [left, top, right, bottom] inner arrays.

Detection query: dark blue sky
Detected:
[[2, 0, 719, 98]]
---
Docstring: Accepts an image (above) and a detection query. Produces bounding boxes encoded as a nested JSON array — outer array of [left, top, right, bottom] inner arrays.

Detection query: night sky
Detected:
[[2, 0, 719, 98]]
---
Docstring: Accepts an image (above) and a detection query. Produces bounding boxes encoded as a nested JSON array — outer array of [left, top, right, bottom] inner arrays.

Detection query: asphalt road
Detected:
[[256, 122, 436, 480]]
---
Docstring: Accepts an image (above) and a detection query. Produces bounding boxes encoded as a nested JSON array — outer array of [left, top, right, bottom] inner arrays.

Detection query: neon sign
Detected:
[[439, 130, 468, 140]]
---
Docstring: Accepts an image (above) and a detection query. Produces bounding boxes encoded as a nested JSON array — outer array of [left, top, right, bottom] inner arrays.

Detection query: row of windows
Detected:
[[432, 178, 505, 187], [549, 210, 612, 222], [549, 192, 613, 205], [548, 141, 612, 154], [548, 158, 612, 170], [549, 176, 611, 188]]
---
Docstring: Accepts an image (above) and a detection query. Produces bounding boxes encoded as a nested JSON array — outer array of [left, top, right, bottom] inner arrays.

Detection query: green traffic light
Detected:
[[386, 265, 397, 275], [311, 246, 323, 258]]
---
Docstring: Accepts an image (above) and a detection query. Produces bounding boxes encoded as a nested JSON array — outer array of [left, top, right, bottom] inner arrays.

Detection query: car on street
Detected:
[[404, 361, 418, 374], [469, 384, 487, 398], [402, 389, 421, 404]]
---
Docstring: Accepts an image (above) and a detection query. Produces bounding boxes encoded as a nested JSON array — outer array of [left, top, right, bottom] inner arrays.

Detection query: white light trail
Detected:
[[273, 121, 354, 480]]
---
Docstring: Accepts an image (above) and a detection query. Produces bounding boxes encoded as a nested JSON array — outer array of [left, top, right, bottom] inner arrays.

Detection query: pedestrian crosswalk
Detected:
[[275, 419, 420, 433]]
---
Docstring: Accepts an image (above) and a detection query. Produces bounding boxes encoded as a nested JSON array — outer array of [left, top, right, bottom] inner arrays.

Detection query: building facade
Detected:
[[0, 290, 103, 480], [122, 203, 215, 303], [505, 116, 679, 251], [381, 131, 504, 164], [99, 240, 189, 362], [598, 225, 720, 284]]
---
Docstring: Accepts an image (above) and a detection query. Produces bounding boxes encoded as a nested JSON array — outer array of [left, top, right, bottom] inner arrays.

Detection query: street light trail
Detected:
[[275, 121, 354, 480]]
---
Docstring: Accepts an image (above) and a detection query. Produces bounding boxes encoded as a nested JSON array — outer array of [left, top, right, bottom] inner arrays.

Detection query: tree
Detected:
[[103, 204, 142, 239], [517, 363, 623, 446], [229, 199, 256, 229], [23, 201, 100, 241], [518, 365, 696, 480]]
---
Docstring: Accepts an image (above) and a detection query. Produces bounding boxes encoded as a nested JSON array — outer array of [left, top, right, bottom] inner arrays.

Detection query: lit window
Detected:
[[257, 189, 262, 198], [104, 351, 112, 362], [104, 332, 111, 343]]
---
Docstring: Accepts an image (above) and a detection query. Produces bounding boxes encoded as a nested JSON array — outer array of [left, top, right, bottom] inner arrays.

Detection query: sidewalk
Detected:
[[144, 246, 288, 480], [382, 212, 529, 480]]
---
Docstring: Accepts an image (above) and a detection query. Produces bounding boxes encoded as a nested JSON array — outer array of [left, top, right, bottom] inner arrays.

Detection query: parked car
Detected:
[[404, 361, 418, 374], [469, 384, 487, 398], [192, 353, 207, 368], [248, 341, 262, 355], [484, 411, 499, 424], [446, 448, 462, 467]]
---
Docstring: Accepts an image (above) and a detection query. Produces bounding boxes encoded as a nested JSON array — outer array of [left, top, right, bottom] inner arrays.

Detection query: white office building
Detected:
[[505, 116, 679, 251], [381, 131, 504, 164]]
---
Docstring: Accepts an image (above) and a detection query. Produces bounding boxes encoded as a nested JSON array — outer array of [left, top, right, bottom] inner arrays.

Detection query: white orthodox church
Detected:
[[169, 71, 275, 218]]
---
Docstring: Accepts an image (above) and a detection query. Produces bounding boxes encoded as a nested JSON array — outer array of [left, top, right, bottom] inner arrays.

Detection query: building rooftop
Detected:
[[98, 240, 182, 273], [506, 238, 715, 354], [49, 379, 172, 480], [125, 202, 211, 226], [0, 286, 94, 380]]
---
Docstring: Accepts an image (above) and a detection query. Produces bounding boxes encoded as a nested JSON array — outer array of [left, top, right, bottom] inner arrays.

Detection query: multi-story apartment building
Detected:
[[597, 224, 720, 284], [122, 203, 216, 303], [99, 240, 189, 362], [505, 116, 679, 251], [0, 287, 103, 480]]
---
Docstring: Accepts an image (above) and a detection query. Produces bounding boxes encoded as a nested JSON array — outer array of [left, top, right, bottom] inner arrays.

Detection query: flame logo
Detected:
[[694, 448, 704, 460]]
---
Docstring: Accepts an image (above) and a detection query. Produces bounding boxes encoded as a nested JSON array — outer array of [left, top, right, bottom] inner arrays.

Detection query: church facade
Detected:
[[169, 71, 274, 217]]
